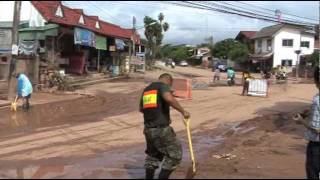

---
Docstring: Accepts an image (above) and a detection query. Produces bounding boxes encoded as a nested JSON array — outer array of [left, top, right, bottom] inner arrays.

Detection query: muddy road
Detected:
[[0, 67, 317, 179]]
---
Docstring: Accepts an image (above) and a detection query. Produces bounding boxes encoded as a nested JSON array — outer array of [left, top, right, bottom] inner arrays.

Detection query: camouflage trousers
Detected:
[[144, 126, 182, 171]]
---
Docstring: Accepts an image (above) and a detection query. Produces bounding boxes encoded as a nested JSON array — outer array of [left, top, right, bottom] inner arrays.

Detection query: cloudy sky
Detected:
[[0, 1, 318, 45], [62, 1, 318, 45]]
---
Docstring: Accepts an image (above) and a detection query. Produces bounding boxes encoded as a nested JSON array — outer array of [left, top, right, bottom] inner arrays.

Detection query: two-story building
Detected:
[[0, 1, 141, 82], [235, 31, 257, 53], [250, 24, 315, 72]]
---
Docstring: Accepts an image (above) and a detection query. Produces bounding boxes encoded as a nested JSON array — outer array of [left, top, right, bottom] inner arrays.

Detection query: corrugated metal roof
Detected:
[[253, 24, 284, 39], [235, 31, 257, 40], [19, 23, 59, 32], [253, 24, 316, 39], [0, 21, 29, 28]]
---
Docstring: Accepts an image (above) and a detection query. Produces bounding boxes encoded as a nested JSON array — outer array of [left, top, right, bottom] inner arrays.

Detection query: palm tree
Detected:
[[144, 13, 170, 66]]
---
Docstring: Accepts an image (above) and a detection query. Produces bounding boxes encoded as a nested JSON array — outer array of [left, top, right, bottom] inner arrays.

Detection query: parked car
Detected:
[[165, 59, 175, 69], [179, 60, 189, 67], [165, 59, 173, 66]]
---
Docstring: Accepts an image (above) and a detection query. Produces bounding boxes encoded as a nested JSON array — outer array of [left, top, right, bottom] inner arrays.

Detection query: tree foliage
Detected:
[[310, 51, 319, 66], [160, 44, 192, 62], [144, 13, 169, 66], [211, 38, 249, 63]]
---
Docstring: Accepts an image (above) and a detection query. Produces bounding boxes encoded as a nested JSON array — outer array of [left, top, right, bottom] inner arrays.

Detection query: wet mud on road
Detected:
[[0, 103, 308, 179], [0, 74, 314, 179]]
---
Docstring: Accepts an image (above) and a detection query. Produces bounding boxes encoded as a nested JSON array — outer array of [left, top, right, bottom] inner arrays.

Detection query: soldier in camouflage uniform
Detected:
[[140, 73, 190, 179]]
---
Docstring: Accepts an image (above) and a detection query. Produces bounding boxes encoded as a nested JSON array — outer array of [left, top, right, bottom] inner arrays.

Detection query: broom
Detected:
[[11, 96, 18, 112]]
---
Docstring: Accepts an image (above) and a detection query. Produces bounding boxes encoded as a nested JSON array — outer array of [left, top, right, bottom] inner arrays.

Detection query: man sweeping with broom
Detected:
[[140, 73, 191, 179], [12, 72, 33, 112]]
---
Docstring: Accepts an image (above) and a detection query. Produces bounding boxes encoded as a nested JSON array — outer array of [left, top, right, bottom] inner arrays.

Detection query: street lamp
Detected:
[[295, 49, 301, 79], [131, 22, 156, 57], [130, 21, 156, 73]]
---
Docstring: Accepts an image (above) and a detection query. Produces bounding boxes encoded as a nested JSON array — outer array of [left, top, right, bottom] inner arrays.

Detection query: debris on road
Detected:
[[212, 153, 237, 160]]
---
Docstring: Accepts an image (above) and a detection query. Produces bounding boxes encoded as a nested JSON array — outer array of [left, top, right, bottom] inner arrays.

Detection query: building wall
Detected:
[[273, 28, 314, 68], [300, 34, 315, 55], [0, 29, 12, 49], [0, 1, 46, 27], [197, 47, 210, 55], [254, 38, 273, 53], [0, 54, 10, 80]]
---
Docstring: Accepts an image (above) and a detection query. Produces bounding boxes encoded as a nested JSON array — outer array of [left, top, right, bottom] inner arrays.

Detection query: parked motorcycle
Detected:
[[276, 71, 287, 80], [227, 77, 235, 86], [171, 61, 175, 69]]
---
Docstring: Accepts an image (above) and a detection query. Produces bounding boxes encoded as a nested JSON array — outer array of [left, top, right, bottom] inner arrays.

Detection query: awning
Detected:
[[115, 39, 125, 50], [95, 35, 107, 50], [18, 40, 39, 56], [249, 52, 273, 61], [74, 27, 96, 47], [19, 23, 59, 40], [0, 48, 11, 54]]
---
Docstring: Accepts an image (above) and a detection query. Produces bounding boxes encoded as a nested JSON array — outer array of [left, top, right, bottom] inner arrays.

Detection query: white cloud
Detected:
[[9, 1, 315, 45]]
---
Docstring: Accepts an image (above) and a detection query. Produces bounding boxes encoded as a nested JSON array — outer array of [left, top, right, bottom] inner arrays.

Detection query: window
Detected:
[[95, 21, 100, 29], [281, 59, 293, 67], [258, 39, 262, 48], [0, 30, 4, 37], [55, 5, 64, 17], [301, 41, 310, 48], [79, 15, 85, 25], [282, 39, 293, 47], [200, 50, 208, 54], [1, 57, 7, 63], [267, 39, 272, 51]]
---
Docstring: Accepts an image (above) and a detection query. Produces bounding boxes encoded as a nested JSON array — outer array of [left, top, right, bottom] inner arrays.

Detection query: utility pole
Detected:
[[295, 50, 301, 80], [129, 16, 136, 73], [8, 1, 21, 100], [132, 16, 136, 57], [318, 1, 320, 79]]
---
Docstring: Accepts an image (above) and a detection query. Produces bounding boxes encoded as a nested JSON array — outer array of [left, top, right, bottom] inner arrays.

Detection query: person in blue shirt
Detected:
[[294, 67, 320, 179], [16, 73, 33, 111], [227, 67, 235, 85]]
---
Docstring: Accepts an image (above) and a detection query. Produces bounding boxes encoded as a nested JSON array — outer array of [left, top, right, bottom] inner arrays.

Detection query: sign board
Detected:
[[130, 56, 144, 65], [125, 56, 130, 73], [12, 44, 19, 55], [109, 45, 116, 52], [248, 79, 268, 97], [136, 52, 145, 57]]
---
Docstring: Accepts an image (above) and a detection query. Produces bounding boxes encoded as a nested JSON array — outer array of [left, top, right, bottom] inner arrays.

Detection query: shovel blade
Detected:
[[11, 103, 17, 112], [185, 166, 196, 179]]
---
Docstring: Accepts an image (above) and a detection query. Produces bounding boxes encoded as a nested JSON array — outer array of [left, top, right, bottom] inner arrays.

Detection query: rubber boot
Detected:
[[158, 169, 173, 179], [145, 168, 155, 179]]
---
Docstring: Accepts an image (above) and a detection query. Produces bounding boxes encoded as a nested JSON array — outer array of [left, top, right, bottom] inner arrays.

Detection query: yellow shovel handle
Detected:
[[184, 118, 196, 173], [14, 96, 18, 103]]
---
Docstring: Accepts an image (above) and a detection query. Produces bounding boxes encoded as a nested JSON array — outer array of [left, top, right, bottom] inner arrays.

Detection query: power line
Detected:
[[162, 1, 316, 28], [214, 1, 316, 24], [165, 1, 311, 27], [63, 1, 130, 27], [236, 1, 318, 22], [194, 1, 316, 26]]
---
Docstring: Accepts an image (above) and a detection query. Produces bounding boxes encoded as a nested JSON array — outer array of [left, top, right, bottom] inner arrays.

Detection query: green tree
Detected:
[[228, 43, 249, 63], [144, 13, 169, 67], [159, 44, 192, 63], [310, 51, 319, 66], [211, 38, 249, 63]]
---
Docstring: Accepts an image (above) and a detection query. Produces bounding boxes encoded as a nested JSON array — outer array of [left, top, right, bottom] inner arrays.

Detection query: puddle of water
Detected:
[[0, 114, 254, 179], [0, 146, 146, 179]]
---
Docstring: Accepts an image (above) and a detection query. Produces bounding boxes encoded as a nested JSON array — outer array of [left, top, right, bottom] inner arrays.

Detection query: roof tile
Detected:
[[30, 1, 140, 43]]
